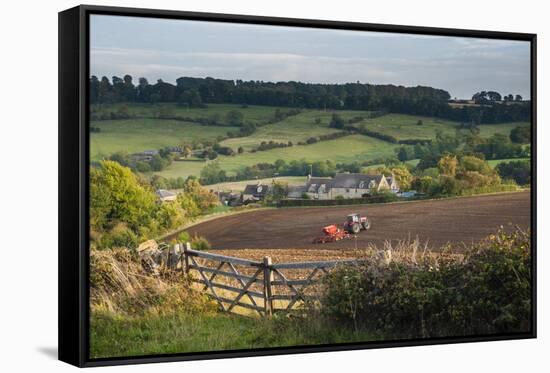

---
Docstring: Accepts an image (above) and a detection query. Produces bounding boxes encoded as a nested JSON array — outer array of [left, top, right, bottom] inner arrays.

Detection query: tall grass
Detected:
[[89, 247, 374, 358]]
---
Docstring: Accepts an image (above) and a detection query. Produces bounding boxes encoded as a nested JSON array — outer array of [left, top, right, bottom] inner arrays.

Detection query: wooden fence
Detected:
[[173, 243, 359, 317]]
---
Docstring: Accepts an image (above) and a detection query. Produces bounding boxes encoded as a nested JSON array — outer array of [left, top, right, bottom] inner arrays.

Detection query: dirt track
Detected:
[[186, 192, 531, 251]]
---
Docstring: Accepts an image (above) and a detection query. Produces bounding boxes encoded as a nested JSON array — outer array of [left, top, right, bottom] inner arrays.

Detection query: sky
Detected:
[[90, 15, 531, 99]]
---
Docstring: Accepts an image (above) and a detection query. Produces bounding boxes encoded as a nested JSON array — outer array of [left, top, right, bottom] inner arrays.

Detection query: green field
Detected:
[[358, 114, 528, 141], [220, 110, 352, 151], [359, 114, 460, 140], [477, 122, 530, 137], [90, 103, 531, 180], [156, 134, 396, 179], [487, 157, 531, 168], [90, 119, 238, 161], [92, 103, 283, 125]]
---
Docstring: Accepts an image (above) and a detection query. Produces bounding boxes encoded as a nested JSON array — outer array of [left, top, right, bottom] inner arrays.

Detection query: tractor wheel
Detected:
[[351, 223, 361, 234], [362, 220, 371, 230]]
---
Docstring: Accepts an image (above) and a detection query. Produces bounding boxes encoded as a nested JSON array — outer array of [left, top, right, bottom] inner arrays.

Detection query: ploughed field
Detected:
[[186, 192, 531, 251]]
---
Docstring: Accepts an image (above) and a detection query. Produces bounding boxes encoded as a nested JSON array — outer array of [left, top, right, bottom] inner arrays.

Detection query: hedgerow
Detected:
[[320, 228, 531, 338]]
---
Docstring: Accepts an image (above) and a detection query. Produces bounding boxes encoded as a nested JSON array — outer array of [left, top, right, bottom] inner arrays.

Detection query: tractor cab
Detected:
[[343, 213, 371, 234]]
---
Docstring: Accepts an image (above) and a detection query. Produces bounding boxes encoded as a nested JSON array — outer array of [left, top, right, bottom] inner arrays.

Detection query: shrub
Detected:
[[191, 236, 211, 251], [99, 223, 139, 250], [177, 231, 191, 243], [320, 228, 531, 338], [496, 160, 531, 185]]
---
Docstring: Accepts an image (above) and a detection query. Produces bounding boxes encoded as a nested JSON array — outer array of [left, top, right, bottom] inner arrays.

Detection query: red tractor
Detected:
[[343, 213, 371, 234], [312, 213, 371, 244]]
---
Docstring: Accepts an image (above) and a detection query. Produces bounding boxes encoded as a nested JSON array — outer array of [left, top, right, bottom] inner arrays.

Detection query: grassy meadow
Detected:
[[90, 103, 530, 181], [359, 114, 459, 140], [220, 110, 354, 151], [90, 119, 237, 161], [156, 134, 397, 179], [92, 103, 278, 125]]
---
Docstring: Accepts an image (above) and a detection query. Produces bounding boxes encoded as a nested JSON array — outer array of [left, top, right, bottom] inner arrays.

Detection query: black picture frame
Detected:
[[58, 4, 537, 367]]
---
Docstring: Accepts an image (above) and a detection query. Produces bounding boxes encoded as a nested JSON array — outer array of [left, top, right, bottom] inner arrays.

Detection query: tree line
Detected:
[[90, 75, 530, 124]]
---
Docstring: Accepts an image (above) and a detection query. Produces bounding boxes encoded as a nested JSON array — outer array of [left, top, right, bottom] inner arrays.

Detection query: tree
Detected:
[[496, 160, 530, 185], [438, 154, 458, 177], [515, 95, 523, 102], [149, 154, 166, 171], [270, 181, 288, 201], [225, 110, 244, 126], [237, 146, 244, 154], [200, 162, 227, 185], [390, 165, 413, 191], [396, 146, 415, 162], [90, 160, 157, 233], [329, 113, 345, 129], [510, 126, 530, 144], [181, 145, 193, 158]]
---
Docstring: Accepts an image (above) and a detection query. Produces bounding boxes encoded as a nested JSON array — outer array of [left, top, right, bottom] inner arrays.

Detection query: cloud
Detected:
[[90, 15, 531, 98]]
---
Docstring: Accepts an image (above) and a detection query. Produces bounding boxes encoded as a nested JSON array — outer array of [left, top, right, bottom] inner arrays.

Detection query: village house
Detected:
[[156, 189, 177, 202], [131, 149, 160, 162], [242, 184, 270, 203], [217, 191, 242, 207], [289, 173, 395, 200]]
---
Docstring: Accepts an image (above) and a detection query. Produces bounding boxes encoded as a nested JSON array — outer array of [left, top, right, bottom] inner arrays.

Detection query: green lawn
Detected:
[[90, 119, 238, 161], [156, 135, 396, 179], [90, 310, 375, 359]]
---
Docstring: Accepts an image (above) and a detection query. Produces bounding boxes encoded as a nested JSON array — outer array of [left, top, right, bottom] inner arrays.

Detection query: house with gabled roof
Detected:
[[242, 183, 270, 203], [305, 176, 333, 200], [328, 173, 390, 199], [290, 173, 390, 200], [156, 189, 177, 202]]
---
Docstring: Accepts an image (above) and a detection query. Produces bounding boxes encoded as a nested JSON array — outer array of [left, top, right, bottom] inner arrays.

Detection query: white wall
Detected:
[[0, 0, 547, 372]]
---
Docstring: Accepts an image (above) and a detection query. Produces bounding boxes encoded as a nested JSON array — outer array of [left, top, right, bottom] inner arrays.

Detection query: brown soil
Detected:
[[186, 192, 531, 252]]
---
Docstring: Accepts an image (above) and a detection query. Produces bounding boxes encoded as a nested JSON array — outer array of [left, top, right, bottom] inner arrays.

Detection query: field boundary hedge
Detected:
[[278, 195, 397, 207]]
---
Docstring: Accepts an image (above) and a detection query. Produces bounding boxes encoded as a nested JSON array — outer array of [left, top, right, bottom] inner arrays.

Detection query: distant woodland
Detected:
[[90, 75, 531, 124]]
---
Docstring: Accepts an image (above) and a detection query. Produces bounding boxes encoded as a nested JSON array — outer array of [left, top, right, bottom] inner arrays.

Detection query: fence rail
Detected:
[[174, 243, 360, 317]]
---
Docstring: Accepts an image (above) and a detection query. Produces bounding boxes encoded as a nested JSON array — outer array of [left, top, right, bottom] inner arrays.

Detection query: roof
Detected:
[[330, 173, 384, 189], [243, 184, 269, 196], [305, 177, 332, 193], [142, 150, 159, 155], [156, 189, 177, 199]]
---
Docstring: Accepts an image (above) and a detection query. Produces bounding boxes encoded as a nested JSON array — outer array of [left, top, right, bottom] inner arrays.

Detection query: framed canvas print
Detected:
[[58, 5, 537, 367]]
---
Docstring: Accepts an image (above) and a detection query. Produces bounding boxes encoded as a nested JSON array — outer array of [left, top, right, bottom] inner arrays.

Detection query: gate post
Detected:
[[181, 242, 191, 275], [263, 256, 274, 317]]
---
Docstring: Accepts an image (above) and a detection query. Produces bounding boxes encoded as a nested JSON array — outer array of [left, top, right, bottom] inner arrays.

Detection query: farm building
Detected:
[[242, 184, 270, 203], [289, 173, 391, 200], [217, 191, 242, 206], [131, 149, 160, 162], [156, 189, 177, 202]]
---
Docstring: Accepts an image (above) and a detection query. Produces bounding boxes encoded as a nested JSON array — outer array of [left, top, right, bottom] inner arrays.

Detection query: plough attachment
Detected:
[[312, 224, 352, 244]]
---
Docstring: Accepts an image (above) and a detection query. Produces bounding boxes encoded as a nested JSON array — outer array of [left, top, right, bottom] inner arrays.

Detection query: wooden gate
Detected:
[[178, 243, 359, 317]]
